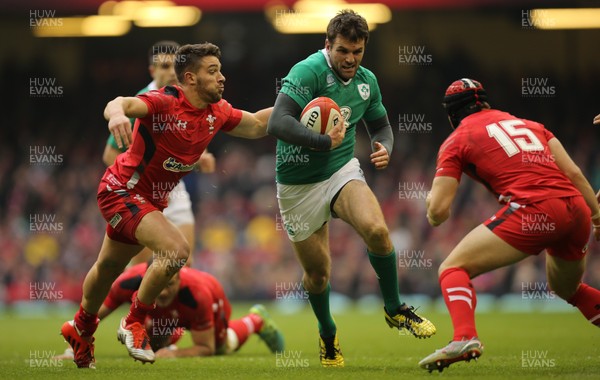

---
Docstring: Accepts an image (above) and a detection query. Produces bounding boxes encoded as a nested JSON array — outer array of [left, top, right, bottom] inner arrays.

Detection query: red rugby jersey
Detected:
[[435, 109, 580, 204], [103, 264, 226, 332], [102, 86, 242, 209]]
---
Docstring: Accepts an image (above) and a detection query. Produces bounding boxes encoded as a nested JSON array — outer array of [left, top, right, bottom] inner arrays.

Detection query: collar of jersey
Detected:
[[172, 85, 210, 115], [320, 48, 353, 86], [148, 81, 158, 91]]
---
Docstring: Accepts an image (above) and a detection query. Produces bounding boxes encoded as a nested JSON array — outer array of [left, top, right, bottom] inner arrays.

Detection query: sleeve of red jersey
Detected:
[[136, 89, 174, 116], [217, 99, 244, 132], [435, 136, 464, 181], [189, 288, 215, 332], [102, 268, 140, 311], [542, 126, 555, 141]]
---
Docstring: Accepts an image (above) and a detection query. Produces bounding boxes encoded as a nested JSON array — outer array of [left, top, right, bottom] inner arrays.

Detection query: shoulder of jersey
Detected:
[[213, 98, 231, 111], [295, 52, 329, 75]]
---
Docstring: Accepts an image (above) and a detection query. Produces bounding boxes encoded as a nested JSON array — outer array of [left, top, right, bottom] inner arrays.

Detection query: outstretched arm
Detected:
[[154, 327, 216, 358], [103, 96, 149, 149], [225, 108, 272, 139], [267, 93, 346, 150]]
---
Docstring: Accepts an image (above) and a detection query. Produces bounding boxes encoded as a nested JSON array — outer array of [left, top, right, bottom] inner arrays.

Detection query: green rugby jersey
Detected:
[[106, 82, 156, 151], [276, 49, 387, 185]]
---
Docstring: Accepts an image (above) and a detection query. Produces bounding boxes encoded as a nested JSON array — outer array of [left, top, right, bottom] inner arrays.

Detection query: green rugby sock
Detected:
[[368, 249, 402, 313], [305, 282, 337, 338]]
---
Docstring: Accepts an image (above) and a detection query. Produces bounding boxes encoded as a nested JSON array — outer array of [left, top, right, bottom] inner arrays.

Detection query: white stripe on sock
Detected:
[[589, 313, 600, 324], [242, 316, 255, 334], [447, 286, 472, 297], [448, 295, 473, 309]]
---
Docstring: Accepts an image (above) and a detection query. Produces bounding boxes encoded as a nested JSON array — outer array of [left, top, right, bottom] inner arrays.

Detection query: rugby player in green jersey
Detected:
[[267, 10, 436, 367]]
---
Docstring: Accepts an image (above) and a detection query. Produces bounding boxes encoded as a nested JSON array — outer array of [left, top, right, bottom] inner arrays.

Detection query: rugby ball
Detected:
[[299, 97, 342, 135]]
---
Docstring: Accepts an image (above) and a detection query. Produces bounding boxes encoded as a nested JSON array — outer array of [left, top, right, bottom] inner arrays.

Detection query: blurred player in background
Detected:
[[102, 40, 216, 266], [61, 42, 273, 368], [421, 78, 600, 372], [267, 10, 435, 367], [57, 263, 283, 359]]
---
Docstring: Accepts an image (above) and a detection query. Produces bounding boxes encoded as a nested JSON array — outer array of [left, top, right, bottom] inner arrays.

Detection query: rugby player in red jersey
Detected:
[[101, 40, 216, 268], [60, 42, 273, 368], [419, 78, 600, 372], [57, 264, 283, 359]]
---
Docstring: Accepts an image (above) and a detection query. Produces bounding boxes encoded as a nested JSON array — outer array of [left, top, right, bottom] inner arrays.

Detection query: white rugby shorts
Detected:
[[276, 158, 365, 242]]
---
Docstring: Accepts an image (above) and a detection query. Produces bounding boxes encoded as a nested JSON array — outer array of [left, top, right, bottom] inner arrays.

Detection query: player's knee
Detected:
[[153, 240, 190, 268], [96, 257, 127, 278], [362, 223, 390, 249], [177, 241, 191, 259], [172, 241, 190, 267], [304, 270, 329, 292]]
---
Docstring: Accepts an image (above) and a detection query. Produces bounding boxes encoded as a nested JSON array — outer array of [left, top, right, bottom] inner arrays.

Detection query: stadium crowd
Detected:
[[2, 51, 600, 307]]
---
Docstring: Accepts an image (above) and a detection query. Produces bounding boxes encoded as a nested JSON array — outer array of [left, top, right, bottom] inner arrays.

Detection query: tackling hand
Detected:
[[108, 115, 133, 149], [155, 344, 178, 358]]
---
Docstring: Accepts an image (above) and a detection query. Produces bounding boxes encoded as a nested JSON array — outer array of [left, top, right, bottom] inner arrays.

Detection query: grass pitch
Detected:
[[1, 303, 599, 379]]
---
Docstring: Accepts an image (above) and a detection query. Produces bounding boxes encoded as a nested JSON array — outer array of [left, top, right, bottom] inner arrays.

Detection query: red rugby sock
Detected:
[[74, 304, 99, 337], [125, 291, 155, 326], [229, 314, 263, 348], [567, 283, 600, 326], [439, 267, 478, 340]]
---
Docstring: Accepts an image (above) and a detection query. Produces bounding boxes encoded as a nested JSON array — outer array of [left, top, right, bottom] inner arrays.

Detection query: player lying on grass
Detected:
[[57, 263, 283, 360], [420, 78, 600, 372], [60, 42, 273, 369]]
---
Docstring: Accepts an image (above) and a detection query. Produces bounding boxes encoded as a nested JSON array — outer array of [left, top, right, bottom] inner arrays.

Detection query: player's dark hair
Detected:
[[175, 43, 221, 84], [148, 40, 180, 66], [326, 9, 369, 44]]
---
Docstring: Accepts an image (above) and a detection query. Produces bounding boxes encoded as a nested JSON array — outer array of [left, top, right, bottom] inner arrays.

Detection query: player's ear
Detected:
[[148, 64, 155, 78], [183, 71, 196, 85], [325, 38, 331, 51]]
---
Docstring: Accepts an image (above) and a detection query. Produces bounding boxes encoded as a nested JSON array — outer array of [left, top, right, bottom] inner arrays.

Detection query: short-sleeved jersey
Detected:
[[435, 109, 580, 204], [107, 82, 155, 151], [103, 264, 225, 332], [102, 85, 242, 209], [276, 49, 387, 185]]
